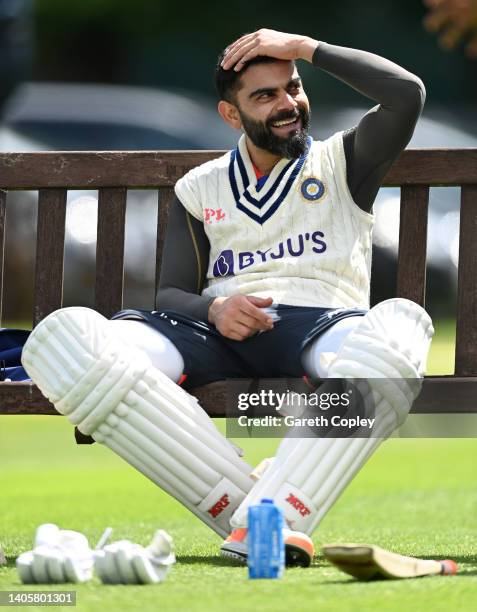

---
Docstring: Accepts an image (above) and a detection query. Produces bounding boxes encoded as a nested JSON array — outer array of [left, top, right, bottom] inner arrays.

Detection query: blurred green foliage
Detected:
[[33, 0, 477, 103]]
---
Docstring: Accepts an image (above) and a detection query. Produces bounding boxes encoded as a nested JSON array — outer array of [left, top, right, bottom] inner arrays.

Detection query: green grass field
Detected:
[[0, 319, 476, 611]]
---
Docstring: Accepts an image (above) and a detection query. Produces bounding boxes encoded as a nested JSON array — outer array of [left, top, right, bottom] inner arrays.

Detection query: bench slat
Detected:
[[0, 377, 475, 416], [385, 149, 477, 186], [95, 188, 127, 318], [0, 150, 475, 426], [0, 152, 223, 189], [155, 187, 174, 304], [2, 150, 477, 189], [396, 185, 429, 306], [455, 185, 477, 375], [33, 189, 67, 326], [0, 190, 6, 324]]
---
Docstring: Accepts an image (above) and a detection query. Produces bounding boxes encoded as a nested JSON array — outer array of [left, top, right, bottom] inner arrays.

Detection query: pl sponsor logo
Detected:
[[204, 208, 226, 224], [212, 230, 326, 278], [207, 494, 230, 518]]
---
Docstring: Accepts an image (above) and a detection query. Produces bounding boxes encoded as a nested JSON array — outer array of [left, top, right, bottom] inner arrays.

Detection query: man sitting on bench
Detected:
[[22, 29, 433, 567]]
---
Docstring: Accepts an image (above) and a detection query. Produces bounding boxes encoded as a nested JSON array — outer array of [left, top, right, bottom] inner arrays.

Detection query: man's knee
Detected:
[[110, 320, 184, 382], [302, 315, 364, 379]]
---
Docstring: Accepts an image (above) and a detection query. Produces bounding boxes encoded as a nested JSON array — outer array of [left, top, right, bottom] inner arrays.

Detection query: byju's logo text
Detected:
[[212, 230, 326, 278]]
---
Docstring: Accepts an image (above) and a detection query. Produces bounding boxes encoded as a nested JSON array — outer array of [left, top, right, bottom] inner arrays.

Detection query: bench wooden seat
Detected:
[[1, 149, 476, 428]]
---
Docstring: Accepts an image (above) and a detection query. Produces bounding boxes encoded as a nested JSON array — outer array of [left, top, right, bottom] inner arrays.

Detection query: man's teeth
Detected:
[[272, 117, 298, 127]]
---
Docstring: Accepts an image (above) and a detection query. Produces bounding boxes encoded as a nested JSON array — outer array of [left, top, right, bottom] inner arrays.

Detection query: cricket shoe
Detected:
[[220, 527, 314, 567]]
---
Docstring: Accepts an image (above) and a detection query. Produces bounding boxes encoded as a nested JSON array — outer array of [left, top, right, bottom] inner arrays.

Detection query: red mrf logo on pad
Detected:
[[286, 493, 311, 517], [207, 494, 230, 518]]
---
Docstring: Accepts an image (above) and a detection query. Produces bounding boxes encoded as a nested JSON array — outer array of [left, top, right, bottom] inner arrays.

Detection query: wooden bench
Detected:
[[0, 149, 476, 437]]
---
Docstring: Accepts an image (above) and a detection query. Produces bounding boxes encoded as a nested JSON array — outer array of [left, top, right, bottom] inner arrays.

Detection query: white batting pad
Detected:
[[231, 298, 434, 534], [22, 307, 255, 538]]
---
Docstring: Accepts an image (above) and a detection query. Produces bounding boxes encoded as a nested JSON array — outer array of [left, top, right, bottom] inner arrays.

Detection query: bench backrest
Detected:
[[1, 149, 477, 377]]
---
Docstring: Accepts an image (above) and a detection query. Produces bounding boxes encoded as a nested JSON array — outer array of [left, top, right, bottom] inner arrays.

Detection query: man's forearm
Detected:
[[222, 30, 424, 110], [311, 41, 425, 110], [156, 286, 215, 322]]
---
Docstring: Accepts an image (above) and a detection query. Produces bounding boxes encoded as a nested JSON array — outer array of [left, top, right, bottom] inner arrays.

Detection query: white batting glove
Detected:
[[94, 530, 175, 584], [16, 524, 94, 584]]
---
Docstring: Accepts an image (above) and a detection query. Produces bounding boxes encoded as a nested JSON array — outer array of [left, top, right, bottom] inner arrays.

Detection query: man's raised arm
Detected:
[[311, 41, 425, 211], [222, 29, 425, 212]]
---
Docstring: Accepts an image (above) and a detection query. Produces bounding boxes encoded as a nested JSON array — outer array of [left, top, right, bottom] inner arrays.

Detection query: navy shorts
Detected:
[[111, 305, 367, 390]]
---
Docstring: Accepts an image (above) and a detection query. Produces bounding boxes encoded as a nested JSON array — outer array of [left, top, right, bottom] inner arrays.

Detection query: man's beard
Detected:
[[238, 104, 310, 159]]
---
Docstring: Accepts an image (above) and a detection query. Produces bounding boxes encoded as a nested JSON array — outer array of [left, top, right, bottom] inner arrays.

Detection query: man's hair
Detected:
[[214, 50, 280, 104]]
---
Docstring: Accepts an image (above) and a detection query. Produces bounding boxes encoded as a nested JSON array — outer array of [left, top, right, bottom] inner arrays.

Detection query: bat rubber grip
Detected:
[[440, 560, 458, 575]]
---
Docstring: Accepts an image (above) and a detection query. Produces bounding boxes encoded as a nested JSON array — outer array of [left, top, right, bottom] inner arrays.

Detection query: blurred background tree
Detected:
[[32, 0, 477, 103], [423, 0, 477, 58]]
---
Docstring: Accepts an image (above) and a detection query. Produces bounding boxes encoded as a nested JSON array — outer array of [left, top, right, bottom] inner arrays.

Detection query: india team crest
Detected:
[[300, 177, 326, 202]]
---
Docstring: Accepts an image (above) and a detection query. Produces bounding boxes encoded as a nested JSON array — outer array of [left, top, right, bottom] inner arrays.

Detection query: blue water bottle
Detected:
[[248, 498, 285, 579]]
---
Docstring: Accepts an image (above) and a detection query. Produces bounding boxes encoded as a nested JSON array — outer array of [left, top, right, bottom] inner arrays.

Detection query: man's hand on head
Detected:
[[208, 294, 275, 341], [221, 29, 319, 72]]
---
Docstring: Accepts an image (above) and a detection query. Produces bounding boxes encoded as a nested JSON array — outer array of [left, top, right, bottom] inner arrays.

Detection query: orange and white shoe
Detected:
[[220, 527, 314, 567]]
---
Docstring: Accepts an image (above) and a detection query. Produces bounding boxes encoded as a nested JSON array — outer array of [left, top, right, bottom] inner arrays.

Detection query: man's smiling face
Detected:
[[223, 60, 311, 159]]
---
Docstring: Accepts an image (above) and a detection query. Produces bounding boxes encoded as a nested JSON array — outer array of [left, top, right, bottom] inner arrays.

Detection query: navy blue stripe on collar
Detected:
[[235, 146, 250, 190], [228, 149, 241, 204], [237, 149, 309, 225], [235, 141, 310, 209], [242, 157, 295, 210], [229, 137, 312, 223]]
